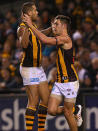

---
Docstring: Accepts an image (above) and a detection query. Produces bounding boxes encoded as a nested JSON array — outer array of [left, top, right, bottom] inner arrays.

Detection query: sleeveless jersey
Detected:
[[20, 23, 42, 67], [56, 46, 78, 83]]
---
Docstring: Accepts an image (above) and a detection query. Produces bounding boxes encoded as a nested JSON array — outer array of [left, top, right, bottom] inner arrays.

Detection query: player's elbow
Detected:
[[41, 38, 54, 45]]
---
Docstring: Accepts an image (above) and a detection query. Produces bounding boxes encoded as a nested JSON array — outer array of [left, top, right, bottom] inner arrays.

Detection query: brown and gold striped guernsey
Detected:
[[20, 23, 42, 67], [56, 46, 78, 83]]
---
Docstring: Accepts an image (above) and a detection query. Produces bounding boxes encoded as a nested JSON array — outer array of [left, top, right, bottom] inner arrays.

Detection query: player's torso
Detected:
[[20, 23, 42, 67], [56, 45, 78, 83]]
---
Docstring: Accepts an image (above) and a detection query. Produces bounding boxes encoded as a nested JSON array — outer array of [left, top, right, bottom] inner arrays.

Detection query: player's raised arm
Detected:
[[22, 14, 56, 45], [23, 14, 71, 46], [41, 27, 52, 35]]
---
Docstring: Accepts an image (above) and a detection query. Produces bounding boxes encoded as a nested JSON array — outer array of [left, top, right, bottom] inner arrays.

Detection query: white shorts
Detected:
[[51, 81, 79, 101], [20, 66, 47, 85]]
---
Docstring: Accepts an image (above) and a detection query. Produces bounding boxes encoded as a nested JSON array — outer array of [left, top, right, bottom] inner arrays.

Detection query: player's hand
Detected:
[[22, 14, 32, 28]]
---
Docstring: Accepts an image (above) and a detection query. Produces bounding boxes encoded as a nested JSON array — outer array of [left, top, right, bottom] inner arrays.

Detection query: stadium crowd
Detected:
[[0, 0, 98, 91]]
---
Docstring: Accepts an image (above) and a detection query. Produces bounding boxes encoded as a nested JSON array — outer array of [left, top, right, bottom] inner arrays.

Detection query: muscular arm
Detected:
[[28, 24, 71, 47], [17, 26, 30, 48], [23, 14, 72, 47], [30, 25, 56, 45], [41, 27, 52, 35]]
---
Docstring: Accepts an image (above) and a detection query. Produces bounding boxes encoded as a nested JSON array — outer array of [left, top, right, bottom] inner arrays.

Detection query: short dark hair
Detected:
[[21, 2, 35, 14], [55, 15, 71, 25], [55, 15, 71, 35]]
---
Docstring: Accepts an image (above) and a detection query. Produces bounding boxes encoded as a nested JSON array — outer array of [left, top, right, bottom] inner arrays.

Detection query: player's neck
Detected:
[[62, 30, 68, 36]]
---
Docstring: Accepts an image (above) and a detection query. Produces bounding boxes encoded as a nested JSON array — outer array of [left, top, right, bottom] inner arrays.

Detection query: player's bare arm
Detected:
[[41, 27, 52, 35], [23, 14, 71, 47], [17, 26, 30, 48]]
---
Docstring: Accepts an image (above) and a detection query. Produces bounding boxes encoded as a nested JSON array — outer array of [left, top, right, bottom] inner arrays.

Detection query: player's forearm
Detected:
[[41, 27, 52, 35], [30, 25, 50, 44]]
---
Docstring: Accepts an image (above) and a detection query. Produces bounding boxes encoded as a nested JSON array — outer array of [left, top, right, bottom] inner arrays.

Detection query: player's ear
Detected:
[[26, 11, 30, 16], [63, 23, 67, 29]]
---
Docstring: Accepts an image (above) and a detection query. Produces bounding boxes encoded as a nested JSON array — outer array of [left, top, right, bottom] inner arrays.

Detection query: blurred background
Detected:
[[0, 0, 98, 131]]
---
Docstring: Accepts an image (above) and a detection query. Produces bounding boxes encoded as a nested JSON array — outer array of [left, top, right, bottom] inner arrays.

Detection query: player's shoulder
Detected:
[[57, 35, 71, 42], [17, 22, 26, 31], [17, 23, 26, 37]]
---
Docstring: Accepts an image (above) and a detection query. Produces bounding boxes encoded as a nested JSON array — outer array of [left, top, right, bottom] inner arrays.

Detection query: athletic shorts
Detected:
[[51, 81, 79, 102], [20, 66, 47, 85]]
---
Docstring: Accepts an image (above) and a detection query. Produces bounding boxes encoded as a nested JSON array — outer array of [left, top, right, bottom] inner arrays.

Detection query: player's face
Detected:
[[52, 19, 64, 36], [28, 5, 38, 21]]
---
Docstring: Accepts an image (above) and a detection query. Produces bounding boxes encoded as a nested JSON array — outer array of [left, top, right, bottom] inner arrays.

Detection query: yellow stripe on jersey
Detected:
[[20, 52, 25, 66], [30, 29, 38, 67], [20, 23, 37, 30], [58, 48, 69, 82], [56, 54, 61, 82], [71, 64, 79, 80], [19, 23, 41, 67], [39, 40, 42, 62]]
